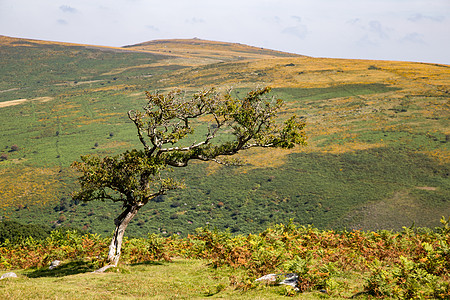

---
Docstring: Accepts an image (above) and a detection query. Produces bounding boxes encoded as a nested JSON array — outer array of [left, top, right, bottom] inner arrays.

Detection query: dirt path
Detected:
[[0, 97, 53, 108]]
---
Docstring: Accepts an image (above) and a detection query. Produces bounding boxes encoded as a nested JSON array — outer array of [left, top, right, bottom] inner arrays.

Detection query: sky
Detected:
[[1, 0, 449, 64]]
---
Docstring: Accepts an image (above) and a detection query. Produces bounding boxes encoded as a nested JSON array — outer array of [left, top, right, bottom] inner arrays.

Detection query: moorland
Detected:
[[0, 35, 449, 299], [1, 35, 448, 236]]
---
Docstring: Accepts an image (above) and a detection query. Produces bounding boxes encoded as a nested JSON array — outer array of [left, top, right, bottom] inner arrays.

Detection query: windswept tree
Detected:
[[72, 87, 306, 270]]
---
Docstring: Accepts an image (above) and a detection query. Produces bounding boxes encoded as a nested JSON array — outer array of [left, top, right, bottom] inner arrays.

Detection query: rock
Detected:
[[255, 273, 278, 284], [0, 272, 18, 280], [49, 260, 61, 270], [256, 273, 300, 291], [279, 273, 299, 289]]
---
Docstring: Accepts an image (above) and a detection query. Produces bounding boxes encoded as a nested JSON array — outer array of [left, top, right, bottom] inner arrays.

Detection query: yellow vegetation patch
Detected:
[[155, 55, 446, 91], [206, 147, 296, 175], [421, 149, 450, 165], [319, 142, 386, 154], [0, 166, 60, 210], [98, 112, 122, 117], [127, 92, 145, 98], [90, 84, 135, 92], [205, 161, 223, 175], [240, 148, 293, 169], [77, 117, 102, 125], [97, 141, 132, 149]]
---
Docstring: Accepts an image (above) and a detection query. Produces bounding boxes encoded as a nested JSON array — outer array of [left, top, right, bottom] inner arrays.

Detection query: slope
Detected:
[[0, 35, 448, 236], [123, 38, 301, 62]]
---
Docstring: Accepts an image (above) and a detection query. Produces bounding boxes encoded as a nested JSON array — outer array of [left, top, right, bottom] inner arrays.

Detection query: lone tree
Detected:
[[71, 87, 306, 270]]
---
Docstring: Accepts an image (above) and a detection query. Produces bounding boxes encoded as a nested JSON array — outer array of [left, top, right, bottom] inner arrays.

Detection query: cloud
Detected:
[[347, 18, 361, 25], [400, 32, 426, 44], [291, 16, 302, 23], [356, 34, 378, 47], [408, 13, 445, 22], [59, 5, 77, 14], [281, 15, 308, 40], [347, 18, 392, 46], [146, 25, 159, 32], [282, 25, 308, 40], [185, 17, 205, 24], [57, 19, 68, 25], [368, 20, 389, 39], [270, 16, 281, 24], [348, 19, 391, 39]]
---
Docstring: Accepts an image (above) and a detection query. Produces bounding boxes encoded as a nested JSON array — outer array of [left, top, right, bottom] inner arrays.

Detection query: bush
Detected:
[[0, 221, 51, 244]]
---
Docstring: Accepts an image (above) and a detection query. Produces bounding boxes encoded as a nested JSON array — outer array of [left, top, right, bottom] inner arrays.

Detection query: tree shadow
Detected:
[[129, 260, 165, 267], [26, 259, 166, 278], [26, 260, 98, 278]]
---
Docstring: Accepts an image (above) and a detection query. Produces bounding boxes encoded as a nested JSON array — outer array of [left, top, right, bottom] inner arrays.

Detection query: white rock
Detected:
[[255, 273, 278, 283], [0, 272, 18, 280], [49, 260, 61, 270]]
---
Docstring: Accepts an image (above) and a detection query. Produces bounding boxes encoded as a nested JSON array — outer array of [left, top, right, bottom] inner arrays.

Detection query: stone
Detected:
[[255, 273, 278, 284], [256, 273, 300, 291], [279, 273, 299, 290], [0, 272, 18, 280], [49, 260, 61, 270]]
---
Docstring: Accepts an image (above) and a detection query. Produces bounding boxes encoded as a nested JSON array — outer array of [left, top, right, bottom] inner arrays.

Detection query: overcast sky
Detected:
[[1, 0, 449, 64]]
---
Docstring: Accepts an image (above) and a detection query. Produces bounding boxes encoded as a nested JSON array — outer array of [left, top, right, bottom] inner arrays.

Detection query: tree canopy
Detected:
[[72, 86, 306, 269]]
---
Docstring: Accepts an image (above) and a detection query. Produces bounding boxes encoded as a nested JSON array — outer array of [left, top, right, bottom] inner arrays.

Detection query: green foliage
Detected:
[[71, 149, 177, 204], [1, 37, 449, 239], [364, 256, 450, 299], [71, 87, 306, 207], [0, 220, 51, 244], [1, 220, 450, 297], [69, 86, 306, 265], [120, 233, 170, 264]]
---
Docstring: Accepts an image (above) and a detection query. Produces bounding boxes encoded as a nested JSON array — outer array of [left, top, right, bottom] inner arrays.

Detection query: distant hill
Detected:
[[123, 38, 301, 61], [0, 35, 449, 236]]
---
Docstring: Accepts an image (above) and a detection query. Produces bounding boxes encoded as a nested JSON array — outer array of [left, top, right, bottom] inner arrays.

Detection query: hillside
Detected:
[[123, 38, 301, 61], [0, 35, 449, 237]]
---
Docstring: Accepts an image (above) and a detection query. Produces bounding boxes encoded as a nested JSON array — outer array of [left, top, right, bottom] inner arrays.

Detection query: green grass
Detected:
[[1, 221, 449, 299], [0, 37, 449, 238], [4, 144, 447, 237], [0, 259, 350, 299]]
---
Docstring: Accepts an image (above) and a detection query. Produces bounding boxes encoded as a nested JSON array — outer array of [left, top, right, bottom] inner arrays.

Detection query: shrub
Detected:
[[0, 221, 51, 244]]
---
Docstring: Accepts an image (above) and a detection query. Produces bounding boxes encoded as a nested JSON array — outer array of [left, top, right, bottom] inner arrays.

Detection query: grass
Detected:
[[0, 259, 351, 299], [1, 220, 449, 299], [0, 259, 342, 299], [0, 35, 449, 237]]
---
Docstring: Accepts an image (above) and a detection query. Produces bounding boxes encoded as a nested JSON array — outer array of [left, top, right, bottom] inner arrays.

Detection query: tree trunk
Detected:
[[106, 204, 141, 267]]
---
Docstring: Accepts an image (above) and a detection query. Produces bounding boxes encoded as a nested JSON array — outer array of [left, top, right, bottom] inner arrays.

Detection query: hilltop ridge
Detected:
[[0, 35, 301, 62], [123, 38, 302, 61]]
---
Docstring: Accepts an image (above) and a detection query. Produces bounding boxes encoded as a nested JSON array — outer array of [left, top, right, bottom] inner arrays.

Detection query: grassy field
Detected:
[[0, 35, 449, 237], [1, 221, 449, 299], [1, 259, 357, 299]]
